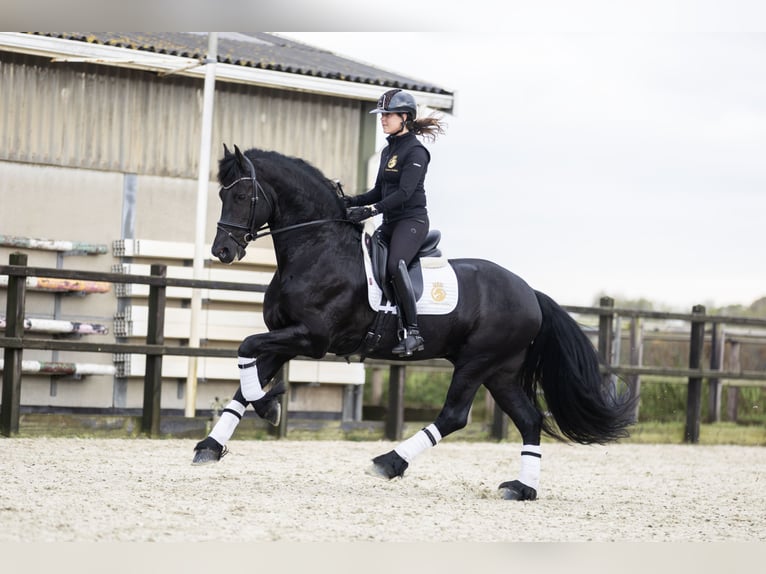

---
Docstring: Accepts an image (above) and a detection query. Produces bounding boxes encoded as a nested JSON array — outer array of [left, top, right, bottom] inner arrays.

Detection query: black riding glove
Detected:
[[342, 195, 355, 208], [346, 205, 378, 224]]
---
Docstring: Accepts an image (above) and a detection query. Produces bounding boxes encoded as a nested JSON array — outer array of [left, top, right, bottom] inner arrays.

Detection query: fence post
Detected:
[[491, 400, 508, 440], [598, 297, 614, 383], [141, 264, 166, 437], [386, 364, 405, 441], [275, 362, 289, 439], [726, 342, 741, 422], [684, 305, 706, 443], [707, 323, 724, 423], [1, 253, 28, 437], [628, 316, 643, 422]]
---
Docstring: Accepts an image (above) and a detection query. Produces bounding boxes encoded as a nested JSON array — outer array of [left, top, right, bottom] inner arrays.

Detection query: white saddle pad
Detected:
[[361, 231, 459, 315]]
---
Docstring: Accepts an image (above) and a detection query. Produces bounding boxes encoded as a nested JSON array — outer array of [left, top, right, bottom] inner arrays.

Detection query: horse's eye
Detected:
[[235, 193, 247, 201]]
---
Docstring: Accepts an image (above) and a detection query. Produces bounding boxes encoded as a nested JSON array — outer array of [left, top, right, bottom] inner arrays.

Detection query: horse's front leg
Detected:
[[192, 352, 291, 464], [193, 324, 328, 464], [233, 323, 325, 404], [369, 363, 482, 479]]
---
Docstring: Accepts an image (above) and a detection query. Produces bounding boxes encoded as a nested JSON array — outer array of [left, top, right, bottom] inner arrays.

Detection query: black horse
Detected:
[[193, 144, 636, 501]]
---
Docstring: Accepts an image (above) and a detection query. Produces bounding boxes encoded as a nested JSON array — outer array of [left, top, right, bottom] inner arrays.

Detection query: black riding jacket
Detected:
[[350, 131, 430, 223]]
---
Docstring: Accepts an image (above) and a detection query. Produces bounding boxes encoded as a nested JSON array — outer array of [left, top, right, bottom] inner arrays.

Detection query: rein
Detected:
[[247, 218, 354, 241]]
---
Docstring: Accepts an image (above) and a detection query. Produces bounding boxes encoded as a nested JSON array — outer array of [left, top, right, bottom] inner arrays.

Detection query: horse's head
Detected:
[[212, 144, 273, 263]]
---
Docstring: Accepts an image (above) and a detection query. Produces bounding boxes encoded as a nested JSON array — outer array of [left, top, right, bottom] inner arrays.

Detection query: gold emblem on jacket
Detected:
[[387, 155, 398, 169]]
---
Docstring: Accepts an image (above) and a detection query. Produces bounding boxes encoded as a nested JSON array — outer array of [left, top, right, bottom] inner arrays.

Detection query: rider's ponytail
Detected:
[[408, 112, 447, 142]]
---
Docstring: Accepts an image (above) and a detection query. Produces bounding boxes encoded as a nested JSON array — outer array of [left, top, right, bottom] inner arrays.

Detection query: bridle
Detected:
[[215, 154, 270, 250], [216, 153, 355, 250]]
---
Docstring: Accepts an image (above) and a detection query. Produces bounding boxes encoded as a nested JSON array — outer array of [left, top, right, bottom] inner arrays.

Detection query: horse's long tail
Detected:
[[519, 290, 637, 444]]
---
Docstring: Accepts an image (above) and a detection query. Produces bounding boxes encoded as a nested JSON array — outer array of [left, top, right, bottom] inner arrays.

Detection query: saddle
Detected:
[[352, 227, 455, 360], [367, 228, 443, 304]]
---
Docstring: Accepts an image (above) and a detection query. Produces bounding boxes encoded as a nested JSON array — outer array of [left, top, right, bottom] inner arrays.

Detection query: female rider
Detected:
[[345, 88, 447, 356]]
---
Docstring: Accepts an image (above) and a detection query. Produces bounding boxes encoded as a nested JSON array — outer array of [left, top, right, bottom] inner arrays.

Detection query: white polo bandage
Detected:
[[209, 399, 247, 446], [238, 356, 265, 401], [394, 423, 442, 463], [518, 444, 542, 490]]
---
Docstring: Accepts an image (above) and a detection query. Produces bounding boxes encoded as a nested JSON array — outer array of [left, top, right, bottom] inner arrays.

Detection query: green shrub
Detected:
[[363, 368, 489, 418], [635, 378, 765, 424]]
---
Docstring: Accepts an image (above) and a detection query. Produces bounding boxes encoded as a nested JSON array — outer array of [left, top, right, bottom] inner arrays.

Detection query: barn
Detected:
[[0, 32, 454, 423]]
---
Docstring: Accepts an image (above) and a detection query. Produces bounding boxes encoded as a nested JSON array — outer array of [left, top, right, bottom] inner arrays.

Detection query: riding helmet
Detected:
[[370, 89, 417, 119]]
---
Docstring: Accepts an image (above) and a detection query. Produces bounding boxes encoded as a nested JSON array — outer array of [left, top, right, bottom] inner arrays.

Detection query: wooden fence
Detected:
[[563, 297, 766, 442], [2, 254, 765, 443]]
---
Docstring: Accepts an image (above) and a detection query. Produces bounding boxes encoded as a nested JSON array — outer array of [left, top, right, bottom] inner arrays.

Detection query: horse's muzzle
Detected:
[[211, 243, 245, 264]]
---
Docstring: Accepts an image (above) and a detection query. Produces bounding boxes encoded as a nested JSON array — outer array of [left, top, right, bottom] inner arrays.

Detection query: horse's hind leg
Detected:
[[484, 372, 544, 501], [370, 363, 484, 479]]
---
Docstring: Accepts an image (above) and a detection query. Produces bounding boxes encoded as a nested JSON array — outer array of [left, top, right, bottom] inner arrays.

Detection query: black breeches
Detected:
[[379, 216, 430, 279]]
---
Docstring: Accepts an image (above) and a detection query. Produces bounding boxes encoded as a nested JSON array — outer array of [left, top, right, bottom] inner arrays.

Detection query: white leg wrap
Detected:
[[518, 444, 542, 490], [238, 356, 265, 401], [209, 399, 247, 446], [394, 423, 442, 463]]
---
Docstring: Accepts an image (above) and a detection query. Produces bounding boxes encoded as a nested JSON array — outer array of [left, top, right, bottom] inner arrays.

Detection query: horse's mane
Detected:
[[218, 147, 343, 210]]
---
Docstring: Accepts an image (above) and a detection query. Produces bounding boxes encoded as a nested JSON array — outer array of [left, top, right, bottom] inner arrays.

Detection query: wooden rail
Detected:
[[3, 256, 766, 442], [0, 253, 265, 437]]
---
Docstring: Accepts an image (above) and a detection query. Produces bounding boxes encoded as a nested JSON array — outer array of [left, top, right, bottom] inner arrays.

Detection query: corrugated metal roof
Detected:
[[32, 32, 451, 96]]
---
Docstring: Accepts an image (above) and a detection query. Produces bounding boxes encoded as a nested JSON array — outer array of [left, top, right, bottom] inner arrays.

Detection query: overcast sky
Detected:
[[278, 29, 766, 310]]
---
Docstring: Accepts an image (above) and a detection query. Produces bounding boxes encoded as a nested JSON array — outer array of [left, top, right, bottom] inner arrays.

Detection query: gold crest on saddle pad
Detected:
[[431, 282, 447, 302]]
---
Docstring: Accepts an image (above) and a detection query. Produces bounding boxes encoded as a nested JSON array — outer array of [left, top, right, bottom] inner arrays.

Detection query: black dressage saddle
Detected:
[[366, 228, 442, 304]]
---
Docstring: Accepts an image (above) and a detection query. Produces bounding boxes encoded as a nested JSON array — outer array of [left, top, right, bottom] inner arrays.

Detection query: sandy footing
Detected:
[[1, 438, 764, 542]]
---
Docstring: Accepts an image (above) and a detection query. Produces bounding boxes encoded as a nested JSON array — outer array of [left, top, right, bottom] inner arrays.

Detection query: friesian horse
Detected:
[[192, 144, 636, 501]]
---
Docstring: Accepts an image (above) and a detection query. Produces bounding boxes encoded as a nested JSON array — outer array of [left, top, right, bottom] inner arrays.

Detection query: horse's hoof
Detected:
[[264, 401, 281, 426], [192, 437, 227, 465], [498, 480, 537, 501], [251, 398, 281, 426], [368, 450, 409, 479], [251, 382, 285, 426]]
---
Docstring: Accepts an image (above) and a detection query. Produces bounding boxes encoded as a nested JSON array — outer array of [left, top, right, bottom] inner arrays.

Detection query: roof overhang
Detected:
[[0, 32, 455, 112]]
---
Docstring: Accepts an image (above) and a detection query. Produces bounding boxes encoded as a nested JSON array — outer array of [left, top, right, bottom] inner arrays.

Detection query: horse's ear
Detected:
[[223, 143, 232, 157], [233, 145, 246, 168]]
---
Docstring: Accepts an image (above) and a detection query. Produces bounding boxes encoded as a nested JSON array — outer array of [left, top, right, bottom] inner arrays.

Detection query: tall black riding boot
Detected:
[[390, 259, 425, 356]]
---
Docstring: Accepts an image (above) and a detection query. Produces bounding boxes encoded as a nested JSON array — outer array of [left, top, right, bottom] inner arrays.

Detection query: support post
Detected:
[[341, 384, 360, 422], [1, 253, 28, 437], [370, 367, 384, 405], [142, 264, 166, 437], [707, 323, 724, 423], [386, 364, 406, 441], [684, 305, 705, 444], [186, 32, 218, 418]]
